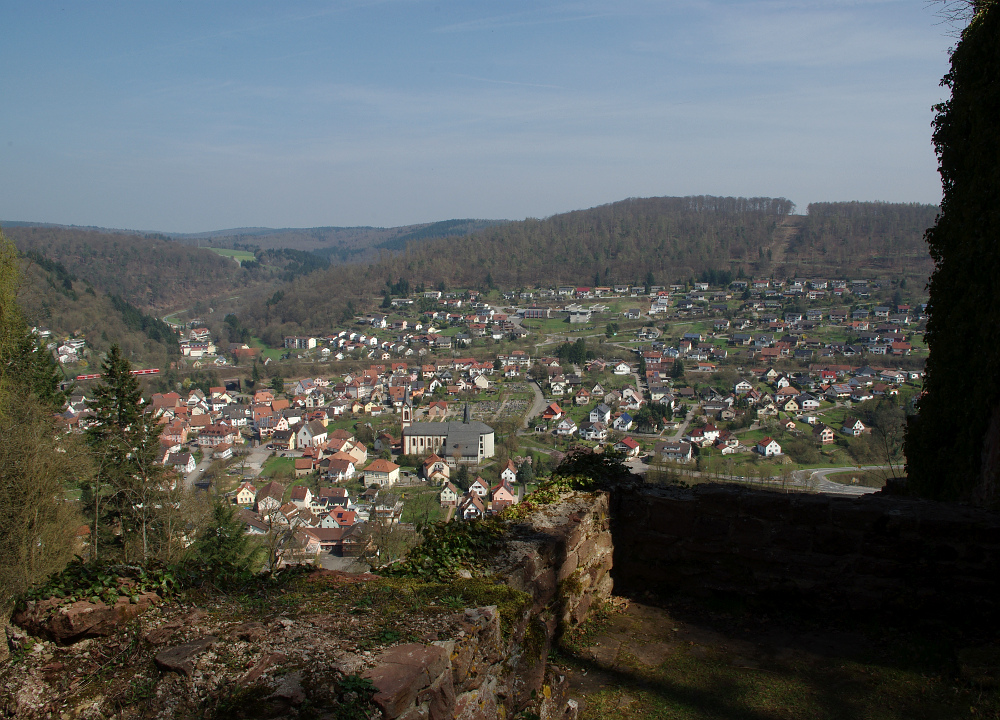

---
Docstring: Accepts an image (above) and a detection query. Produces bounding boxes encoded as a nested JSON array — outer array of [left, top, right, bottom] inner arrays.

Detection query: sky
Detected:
[[0, 1, 957, 233]]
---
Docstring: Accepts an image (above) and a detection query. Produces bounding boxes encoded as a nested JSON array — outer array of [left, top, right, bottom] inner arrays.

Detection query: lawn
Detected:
[[260, 455, 295, 478]]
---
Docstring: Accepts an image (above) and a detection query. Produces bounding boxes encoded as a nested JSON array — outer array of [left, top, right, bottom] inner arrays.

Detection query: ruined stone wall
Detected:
[[612, 483, 1000, 623]]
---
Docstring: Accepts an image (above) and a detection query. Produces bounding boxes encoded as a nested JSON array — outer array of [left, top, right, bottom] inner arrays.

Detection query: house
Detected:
[[289, 485, 313, 508], [364, 459, 401, 487], [296, 419, 329, 448], [234, 482, 257, 507], [613, 362, 632, 375], [469, 476, 491, 498], [294, 458, 316, 477], [255, 481, 286, 515], [657, 441, 693, 463], [813, 424, 835, 444], [556, 418, 578, 436], [440, 482, 460, 506], [614, 436, 641, 457], [421, 454, 451, 483], [578, 421, 608, 441], [590, 404, 612, 424], [166, 452, 196, 475], [500, 459, 517, 486], [612, 413, 633, 432], [756, 437, 782, 457], [541, 403, 565, 421], [457, 493, 485, 520], [491, 481, 517, 512], [842, 419, 867, 437]]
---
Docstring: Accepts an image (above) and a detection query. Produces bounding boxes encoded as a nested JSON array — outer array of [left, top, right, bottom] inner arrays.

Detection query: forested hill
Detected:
[[786, 202, 939, 275], [242, 196, 937, 340], [166, 219, 506, 263]]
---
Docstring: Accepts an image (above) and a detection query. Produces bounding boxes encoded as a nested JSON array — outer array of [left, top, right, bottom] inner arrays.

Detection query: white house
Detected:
[[756, 437, 782, 457]]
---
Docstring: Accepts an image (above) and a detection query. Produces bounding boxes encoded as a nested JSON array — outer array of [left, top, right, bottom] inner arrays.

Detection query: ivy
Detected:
[[20, 558, 181, 608]]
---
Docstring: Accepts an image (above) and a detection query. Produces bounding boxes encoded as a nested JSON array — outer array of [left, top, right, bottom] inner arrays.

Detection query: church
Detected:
[[401, 403, 495, 465]]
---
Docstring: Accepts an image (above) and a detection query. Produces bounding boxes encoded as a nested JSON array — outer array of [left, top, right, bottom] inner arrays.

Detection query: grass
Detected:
[[260, 456, 295, 478], [559, 599, 1000, 720], [208, 247, 256, 262]]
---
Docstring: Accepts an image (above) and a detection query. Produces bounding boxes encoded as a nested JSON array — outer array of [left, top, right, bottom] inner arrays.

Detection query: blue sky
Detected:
[[0, 1, 955, 233]]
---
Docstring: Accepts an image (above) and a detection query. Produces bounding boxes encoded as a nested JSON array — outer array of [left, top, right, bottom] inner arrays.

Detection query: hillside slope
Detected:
[[243, 196, 937, 338]]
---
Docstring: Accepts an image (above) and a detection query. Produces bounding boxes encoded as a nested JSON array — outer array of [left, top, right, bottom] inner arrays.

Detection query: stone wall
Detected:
[[362, 490, 615, 719], [612, 483, 1000, 624]]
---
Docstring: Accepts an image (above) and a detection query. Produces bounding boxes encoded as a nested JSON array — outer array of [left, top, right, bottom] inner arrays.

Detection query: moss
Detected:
[[558, 569, 585, 602], [521, 615, 548, 663]]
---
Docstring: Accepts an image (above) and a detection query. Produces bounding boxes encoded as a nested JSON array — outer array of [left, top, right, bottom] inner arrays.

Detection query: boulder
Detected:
[[13, 592, 161, 644]]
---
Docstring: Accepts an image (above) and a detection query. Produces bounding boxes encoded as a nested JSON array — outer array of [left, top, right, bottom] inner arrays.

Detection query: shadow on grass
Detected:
[[556, 596, 998, 720]]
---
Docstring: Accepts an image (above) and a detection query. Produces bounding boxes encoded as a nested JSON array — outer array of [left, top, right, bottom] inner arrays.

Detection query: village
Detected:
[[47, 274, 925, 567]]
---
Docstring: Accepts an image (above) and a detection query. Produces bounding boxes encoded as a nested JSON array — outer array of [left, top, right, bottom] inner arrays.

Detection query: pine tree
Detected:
[[86, 344, 170, 562], [185, 501, 263, 586]]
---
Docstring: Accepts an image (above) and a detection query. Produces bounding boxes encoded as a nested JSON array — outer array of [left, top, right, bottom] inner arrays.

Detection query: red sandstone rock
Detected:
[[363, 643, 450, 718], [154, 635, 218, 676], [14, 592, 161, 643]]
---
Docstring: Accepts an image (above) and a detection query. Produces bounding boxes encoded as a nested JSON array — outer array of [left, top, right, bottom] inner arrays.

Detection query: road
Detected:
[[523, 380, 546, 429], [796, 466, 888, 496], [621, 462, 889, 497], [184, 455, 214, 490]]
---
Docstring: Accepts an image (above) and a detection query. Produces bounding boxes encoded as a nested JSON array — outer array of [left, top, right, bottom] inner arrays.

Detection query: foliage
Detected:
[[107, 294, 180, 351], [21, 558, 181, 607], [551, 446, 634, 486], [789, 201, 937, 272], [0, 231, 86, 614], [381, 517, 508, 581], [85, 344, 175, 563], [905, 2, 1000, 503], [183, 501, 265, 589]]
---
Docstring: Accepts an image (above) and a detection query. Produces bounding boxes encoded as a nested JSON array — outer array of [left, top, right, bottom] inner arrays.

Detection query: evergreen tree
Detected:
[[905, 2, 1000, 503], [86, 344, 170, 562], [185, 501, 263, 587]]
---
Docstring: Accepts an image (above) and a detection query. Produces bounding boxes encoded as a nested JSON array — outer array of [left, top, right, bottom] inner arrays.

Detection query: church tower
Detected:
[[402, 397, 413, 429]]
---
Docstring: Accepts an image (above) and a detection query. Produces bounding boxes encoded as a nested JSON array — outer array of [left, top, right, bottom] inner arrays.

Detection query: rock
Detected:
[[154, 635, 218, 676], [233, 621, 267, 642], [363, 643, 450, 718], [144, 620, 183, 645], [270, 670, 306, 705], [14, 592, 161, 644], [332, 651, 364, 675], [242, 652, 287, 684]]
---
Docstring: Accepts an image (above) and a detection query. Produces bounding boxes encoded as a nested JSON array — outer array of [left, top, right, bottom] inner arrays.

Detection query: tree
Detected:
[[672, 358, 685, 379], [904, 2, 1000, 503], [271, 375, 284, 393], [185, 501, 264, 586], [516, 460, 535, 492], [85, 344, 172, 562], [0, 231, 85, 612]]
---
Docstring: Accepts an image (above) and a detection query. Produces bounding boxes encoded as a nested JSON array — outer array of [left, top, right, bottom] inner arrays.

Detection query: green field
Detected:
[[208, 247, 256, 262]]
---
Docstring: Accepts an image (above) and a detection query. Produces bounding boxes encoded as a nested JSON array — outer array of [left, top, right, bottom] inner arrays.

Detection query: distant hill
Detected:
[[165, 219, 507, 263], [15, 257, 180, 371], [4, 226, 258, 312], [241, 196, 938, 340]]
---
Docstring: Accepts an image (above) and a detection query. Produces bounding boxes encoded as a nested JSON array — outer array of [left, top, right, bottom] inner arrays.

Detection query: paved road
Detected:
[[797, 466, 889, 496], [523, 380, 546, 429], [185, 456, 214, 490]]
